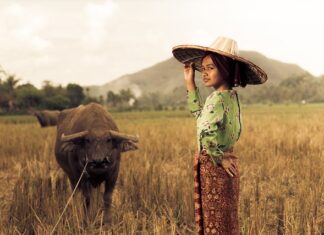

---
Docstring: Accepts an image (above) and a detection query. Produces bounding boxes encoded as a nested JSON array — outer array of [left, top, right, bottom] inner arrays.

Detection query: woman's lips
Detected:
[[203, 78, 210, 83]]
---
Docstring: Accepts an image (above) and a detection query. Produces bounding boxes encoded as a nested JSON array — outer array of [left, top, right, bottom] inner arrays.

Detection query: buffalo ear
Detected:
[[61, 141, 77, 153], [120, 140, 138, 152]]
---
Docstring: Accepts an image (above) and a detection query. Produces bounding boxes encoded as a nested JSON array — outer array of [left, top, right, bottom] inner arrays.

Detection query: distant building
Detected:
[[129, 98, 136, 106]]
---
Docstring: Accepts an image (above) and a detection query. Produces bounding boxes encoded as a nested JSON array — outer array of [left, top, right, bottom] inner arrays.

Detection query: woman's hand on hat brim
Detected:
[[183, 62, 195, 82]]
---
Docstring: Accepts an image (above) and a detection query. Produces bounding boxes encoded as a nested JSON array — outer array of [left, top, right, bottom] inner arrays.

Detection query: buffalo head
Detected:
[[60, 129, 138, 175]]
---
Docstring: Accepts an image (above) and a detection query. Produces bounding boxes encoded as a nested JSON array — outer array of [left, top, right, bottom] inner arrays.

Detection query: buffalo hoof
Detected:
[[103, 215, 112, 225], [93, 219, 111, 231], [101, 224, 111, 231]]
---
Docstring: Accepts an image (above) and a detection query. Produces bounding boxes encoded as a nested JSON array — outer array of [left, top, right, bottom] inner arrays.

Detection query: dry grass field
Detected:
[[0, 104, 323, 234]]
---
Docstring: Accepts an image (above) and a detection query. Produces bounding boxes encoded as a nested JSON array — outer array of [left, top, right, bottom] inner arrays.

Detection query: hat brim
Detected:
[[172, 45, 268, 85]]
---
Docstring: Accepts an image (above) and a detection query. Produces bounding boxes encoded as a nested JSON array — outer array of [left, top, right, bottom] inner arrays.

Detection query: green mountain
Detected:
[[87, 50, 310, 98]]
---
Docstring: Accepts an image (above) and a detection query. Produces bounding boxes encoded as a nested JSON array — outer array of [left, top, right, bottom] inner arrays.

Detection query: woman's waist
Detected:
[[198, 145, 235, 156], [225, 146, 234, 153], [197, 142, 235, 152], [197, 147, 238, 163]]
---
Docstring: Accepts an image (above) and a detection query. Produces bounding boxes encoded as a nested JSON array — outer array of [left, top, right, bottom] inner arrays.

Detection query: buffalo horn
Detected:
[[61, 130, 89, 142], [109, 130, 139, 142]]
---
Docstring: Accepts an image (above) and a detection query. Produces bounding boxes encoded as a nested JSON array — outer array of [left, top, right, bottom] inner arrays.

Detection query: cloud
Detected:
[[3, 3, 51, 51], [0, 0, 323, 88], [83, 0, 118, 49]]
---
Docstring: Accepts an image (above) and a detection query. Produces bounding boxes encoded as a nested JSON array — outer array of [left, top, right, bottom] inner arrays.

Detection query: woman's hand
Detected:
[[184, 62, 195, 81], [198, 150, 238, 177], [221, 154, 238, 177], [184, 62, 196, 91]]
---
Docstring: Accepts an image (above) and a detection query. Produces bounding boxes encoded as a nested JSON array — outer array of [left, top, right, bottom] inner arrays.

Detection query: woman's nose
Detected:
[[202, 71, 208, 77]]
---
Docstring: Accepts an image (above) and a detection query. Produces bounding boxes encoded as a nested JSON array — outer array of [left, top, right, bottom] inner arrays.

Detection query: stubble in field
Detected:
[[0, 105, 323, 234]]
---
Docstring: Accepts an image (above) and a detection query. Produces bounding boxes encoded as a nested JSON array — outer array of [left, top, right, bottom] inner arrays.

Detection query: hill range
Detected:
[[87, 50, 321, 104]]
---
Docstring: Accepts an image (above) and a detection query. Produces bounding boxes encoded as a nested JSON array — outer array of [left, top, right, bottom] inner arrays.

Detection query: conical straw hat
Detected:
[[172, 36, 268, 85]]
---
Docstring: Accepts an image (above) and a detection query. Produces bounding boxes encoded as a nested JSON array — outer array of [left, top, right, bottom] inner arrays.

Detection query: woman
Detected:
[[172, 36, 267, 234]]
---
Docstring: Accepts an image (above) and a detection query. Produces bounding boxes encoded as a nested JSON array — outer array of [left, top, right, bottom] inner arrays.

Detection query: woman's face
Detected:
[[201, 55, 225, 89]]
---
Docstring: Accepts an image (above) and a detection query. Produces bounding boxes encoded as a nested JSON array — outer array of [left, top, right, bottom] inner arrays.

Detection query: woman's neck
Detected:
[[213, 83, 232, 91]]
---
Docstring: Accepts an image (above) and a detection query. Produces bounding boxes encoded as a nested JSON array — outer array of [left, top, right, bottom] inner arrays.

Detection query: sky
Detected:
[[0, 0, 323, 88]]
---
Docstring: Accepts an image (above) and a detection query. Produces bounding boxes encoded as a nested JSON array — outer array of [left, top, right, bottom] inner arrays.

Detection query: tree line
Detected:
[[0, 74, 142, 114], [238, 74, 324, 104], [1, 70, 323, 114]]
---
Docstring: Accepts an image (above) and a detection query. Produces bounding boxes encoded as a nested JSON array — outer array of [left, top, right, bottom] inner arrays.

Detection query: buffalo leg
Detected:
[[103, 183, 113, 224], [82, 181, 92, 226]]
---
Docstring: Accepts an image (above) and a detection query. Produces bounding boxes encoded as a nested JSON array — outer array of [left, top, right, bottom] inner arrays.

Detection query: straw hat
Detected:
[[172, 36, 268, 86]]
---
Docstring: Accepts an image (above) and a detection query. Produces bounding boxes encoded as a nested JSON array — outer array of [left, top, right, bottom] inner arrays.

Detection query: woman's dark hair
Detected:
[[200, 52, 247, 88]]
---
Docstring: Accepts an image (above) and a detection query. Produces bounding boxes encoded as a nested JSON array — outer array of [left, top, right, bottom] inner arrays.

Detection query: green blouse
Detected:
[[187, 87, 243, 166]]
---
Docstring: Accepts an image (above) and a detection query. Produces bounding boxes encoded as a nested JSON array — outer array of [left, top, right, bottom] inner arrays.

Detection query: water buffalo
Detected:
[[32, 110, 60, 127], [54, 103, 138, 224]]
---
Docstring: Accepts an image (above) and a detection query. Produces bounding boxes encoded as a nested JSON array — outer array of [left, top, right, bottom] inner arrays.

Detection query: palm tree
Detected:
[[0, 65, 7, 83], [3, 74, 20, 112]]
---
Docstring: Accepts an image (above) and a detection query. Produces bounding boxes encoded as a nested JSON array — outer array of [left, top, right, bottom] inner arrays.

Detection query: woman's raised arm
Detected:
[[184, 62, 203, 118]]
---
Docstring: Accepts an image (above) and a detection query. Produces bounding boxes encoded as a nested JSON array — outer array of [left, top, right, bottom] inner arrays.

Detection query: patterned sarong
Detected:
[[193, 147, 240, 235]]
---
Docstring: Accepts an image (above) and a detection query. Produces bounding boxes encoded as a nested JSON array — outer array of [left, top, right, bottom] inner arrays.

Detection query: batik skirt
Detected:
[[193, 147, 240, 235]]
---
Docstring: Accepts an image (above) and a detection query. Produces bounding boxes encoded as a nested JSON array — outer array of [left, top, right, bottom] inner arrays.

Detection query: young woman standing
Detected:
[[172, 36, 268, 234]]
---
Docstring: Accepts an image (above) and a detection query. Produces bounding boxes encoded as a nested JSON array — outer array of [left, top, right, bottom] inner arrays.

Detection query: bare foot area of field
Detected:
[[0, 105, 323, 234]]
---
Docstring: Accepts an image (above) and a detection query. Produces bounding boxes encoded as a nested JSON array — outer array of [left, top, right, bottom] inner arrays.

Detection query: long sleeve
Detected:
[[198, 93, 225, 167], [236, 92, 243, 140], [187, 87, 203, 119]]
